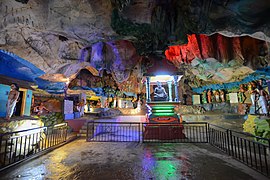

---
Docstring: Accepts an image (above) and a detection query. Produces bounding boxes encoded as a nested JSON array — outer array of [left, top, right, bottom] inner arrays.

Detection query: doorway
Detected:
[[14, 90, 24, 116]]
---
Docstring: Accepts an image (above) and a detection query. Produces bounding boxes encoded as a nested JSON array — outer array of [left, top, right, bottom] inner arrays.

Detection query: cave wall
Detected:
[[115, 0, 270, 55], [0, 0, 114, 73], [0, 0, 269, 95], [165, 34, 270, 70], [1, 0, 269, 73]]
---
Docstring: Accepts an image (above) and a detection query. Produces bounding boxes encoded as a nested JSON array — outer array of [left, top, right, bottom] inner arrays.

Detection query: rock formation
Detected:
[[0, 0, 269, 98]]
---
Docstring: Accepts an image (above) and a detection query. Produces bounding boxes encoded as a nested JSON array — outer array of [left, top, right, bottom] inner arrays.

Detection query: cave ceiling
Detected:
[[0, 0, 270, 95]]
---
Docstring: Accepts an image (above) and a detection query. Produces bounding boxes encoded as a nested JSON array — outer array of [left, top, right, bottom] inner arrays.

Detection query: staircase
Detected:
[[77, 121, 88, 137], [147, 102, 180, 123]]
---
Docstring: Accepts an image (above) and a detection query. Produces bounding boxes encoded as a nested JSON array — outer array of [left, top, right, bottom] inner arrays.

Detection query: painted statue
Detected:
[[154, 81, 168, 101], [201, 90, 207, 104], [214, 90, 220, 103], [258, 85, 268, 115], [219, 89, 226, 102], [238, 84, 246, 103], [5, 83, 20, 120], [207, 89, 212, 103], [248, 81, 258, 106]]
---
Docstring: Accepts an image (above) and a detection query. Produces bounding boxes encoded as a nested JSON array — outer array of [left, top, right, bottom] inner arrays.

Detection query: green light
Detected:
[[153, 152, 179, 179], [152, 109, 174, 113], [153, 112, 175, 116], [152, 106, 174, 110]]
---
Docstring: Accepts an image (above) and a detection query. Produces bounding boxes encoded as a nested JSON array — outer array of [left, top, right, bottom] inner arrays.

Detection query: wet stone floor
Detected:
[[0, 138, 268, 180]]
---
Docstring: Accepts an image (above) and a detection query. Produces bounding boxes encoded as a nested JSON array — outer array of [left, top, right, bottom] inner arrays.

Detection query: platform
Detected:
[[143, 124, 185, 140]]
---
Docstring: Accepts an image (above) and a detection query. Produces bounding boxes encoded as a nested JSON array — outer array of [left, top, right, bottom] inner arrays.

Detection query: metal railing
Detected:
[[86, 122, 208, 143], [209, 124, 270, 176], [86, 121, 269, 176], [0, 123, 68, 171], [142, 122, 208, 143], [87, 122, 141, 142]]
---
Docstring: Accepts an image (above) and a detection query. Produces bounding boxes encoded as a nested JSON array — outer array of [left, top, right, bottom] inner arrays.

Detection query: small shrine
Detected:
[[144, 74, 183, 123], [142, 58, 185, 140]]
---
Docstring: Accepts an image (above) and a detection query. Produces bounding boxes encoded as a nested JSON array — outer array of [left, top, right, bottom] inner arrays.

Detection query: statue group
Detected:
[[246, 80, 269, 115], [200, 79, 269, 115], [201, 89, 226, 104]]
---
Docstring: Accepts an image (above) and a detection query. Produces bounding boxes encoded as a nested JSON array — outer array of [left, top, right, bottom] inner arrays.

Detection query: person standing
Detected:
[[5, 83, 20, 120]]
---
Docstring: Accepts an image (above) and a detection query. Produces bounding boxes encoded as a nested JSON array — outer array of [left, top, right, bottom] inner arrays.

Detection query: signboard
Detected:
[[192, 95, 201, 105], [229, 93, 238, 103], [64, 100, 73, 114]]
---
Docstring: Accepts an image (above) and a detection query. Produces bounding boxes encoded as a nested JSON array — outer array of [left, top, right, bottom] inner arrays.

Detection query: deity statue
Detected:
[[207, 89, 212, 103], [248, 81, 258, 106], [257, 78, 265, 87], [214, 90, 220, 103], [258, 85, 268, 115], [219, 89, 226, 102], [201, 90, 207, 104], [154, 81, 168, 101], [238, 84, 246, 103]]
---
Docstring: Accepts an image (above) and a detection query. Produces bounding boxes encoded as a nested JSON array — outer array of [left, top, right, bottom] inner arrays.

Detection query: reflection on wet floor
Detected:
[[0, 139, 267, 180]]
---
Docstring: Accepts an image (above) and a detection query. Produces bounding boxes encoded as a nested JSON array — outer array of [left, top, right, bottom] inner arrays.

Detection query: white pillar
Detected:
[[174, 75, 179, 102], [146, 77, 151, 102], [167, 80, 173, 102]]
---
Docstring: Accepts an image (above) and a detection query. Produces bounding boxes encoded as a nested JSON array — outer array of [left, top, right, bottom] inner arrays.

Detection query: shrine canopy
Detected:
[[143, 58, 183, 84], [0, 49, 45, 82]]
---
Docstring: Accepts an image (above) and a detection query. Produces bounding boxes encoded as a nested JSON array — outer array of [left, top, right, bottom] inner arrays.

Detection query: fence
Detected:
[[142, 122, 208, 143], [209, 124, 269, 176], [86, 121, 270, 177], [87, 122, 141, 142], [0, 123, 68, 171], [86, 122, 208, 143]]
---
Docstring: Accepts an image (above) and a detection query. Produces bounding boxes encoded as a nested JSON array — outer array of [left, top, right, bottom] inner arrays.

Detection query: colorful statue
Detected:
[[258, 85, 268, 115], [201, 90, 207, 104], [249, 81, 258, 106], [238, 84, 246, 103], [214, 90, 220, 103], [219, 89, 226, 102], [207, 89, 212, 103]]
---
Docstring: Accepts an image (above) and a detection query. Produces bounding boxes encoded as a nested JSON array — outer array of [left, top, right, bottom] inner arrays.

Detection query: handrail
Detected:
[[0, 123, 68, 137], [0, 122, 68, 172], [209, 123, 270, 142]]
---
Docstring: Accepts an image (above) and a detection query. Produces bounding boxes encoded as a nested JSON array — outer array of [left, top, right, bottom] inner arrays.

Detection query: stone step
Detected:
[[76, 133, 87, 137], [79, 129, 87, 134], [80, 125, 87, 130]]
